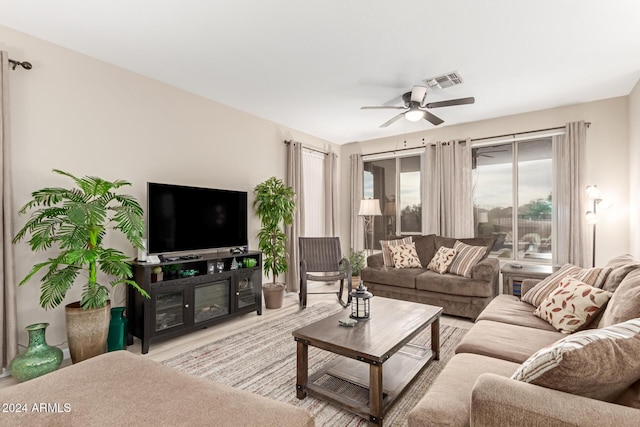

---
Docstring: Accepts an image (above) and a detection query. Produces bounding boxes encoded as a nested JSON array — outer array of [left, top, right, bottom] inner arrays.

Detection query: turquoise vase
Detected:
[[107, 307, 128, 351], [9, 323, 63, 382]]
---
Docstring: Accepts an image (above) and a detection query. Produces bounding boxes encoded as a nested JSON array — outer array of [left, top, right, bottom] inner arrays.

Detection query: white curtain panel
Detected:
[[349, 153, 364, 252], [285, 142, 304, 292], [553, 121, 590, 267], [423, 139, 474, 237], [0, 51, 18, 369], [324, 151, 338, 237]]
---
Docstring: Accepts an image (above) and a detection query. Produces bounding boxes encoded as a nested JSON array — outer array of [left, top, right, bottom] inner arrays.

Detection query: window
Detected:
[[472, 137, 553, 262], [363, 154, 422, 249], [302, 149, 325, 237]]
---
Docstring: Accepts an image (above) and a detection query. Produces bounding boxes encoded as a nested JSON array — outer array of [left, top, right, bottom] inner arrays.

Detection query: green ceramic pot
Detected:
[[9, 323, 63, 382]]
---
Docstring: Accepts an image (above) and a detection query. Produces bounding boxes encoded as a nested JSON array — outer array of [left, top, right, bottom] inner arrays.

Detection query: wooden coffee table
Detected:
[[293, 297, 442, 426]]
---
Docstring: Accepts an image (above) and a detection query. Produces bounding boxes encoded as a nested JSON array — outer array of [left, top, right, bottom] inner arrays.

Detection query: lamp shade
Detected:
[[384, 200, 396, 216], [358, 199, 382, 216], [478, 212, 489, 223], [586, 185, 601, 200]]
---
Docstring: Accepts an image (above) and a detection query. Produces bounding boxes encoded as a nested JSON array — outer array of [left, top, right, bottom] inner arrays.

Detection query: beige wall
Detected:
[[629, 79, 640, 257], [1, 25, 337, 348], [340, 97, 631, 267]]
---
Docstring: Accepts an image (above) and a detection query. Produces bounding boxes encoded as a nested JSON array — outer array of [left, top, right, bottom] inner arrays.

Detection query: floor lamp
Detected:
[[586, 185, 611, 267], [358, 199, 382, 258]]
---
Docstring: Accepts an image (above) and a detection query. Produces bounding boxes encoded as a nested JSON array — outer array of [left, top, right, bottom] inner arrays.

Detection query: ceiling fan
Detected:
[[361, 86, 475, 128]]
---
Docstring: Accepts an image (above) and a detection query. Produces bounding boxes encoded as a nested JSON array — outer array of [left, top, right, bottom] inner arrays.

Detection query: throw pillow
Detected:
[[521, 263, 582, 307], [522, 265, 612, 307], [448, 240, 487, 278], [598, 268, 640, 328], [389, 242, 422, 269], [511, 318, 640, 402], [380, 237, 412, 267], [533, 277, 612, 333], [426, 246, 457, 274], [568, 266, 612, 289]]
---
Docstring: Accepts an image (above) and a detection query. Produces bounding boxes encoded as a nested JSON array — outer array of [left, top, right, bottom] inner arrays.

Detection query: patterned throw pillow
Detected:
[[533, 277, 612, 333], [427, 246, 457, 274], [512, 318, 640, 402], [522, 264, 611, 307], [448, 241, 487, 278], [380, 237, 412, 267], [389, 243, 422, 269]]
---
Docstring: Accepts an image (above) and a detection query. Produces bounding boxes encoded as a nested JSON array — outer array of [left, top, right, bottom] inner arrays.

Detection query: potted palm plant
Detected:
[[13, 169, 149, 363], [346, 249, 366, 288], [253, 177, 295, 309]]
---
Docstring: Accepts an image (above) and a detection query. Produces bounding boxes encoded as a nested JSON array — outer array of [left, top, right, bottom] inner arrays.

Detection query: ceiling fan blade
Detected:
[[411, 86, 427, 103], [425, 97, 475, 109], [361, 106, 405, 110], [423, 111, 444, 126], [380, 113, 405, 128]]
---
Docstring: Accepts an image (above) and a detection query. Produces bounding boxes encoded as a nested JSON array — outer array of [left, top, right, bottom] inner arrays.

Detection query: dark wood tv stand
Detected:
[[127, 250, 262, 354]]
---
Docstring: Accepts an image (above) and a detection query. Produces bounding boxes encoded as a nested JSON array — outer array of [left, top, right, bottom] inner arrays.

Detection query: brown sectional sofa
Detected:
[[361, 235, 499, 320], [0, 350, 314, 427], [408, 254, 640, 427]]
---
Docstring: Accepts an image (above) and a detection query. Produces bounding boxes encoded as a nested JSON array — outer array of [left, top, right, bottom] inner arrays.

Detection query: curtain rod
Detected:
[[8, 58, 32, 70], [470, 122, 590, 142], [362, 122, 592, 157], [284, 140, 328, 156]]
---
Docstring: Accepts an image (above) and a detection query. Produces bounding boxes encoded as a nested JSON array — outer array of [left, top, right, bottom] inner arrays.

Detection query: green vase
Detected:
[[107, 307, 128, 351], [9, 323, 63, 382]]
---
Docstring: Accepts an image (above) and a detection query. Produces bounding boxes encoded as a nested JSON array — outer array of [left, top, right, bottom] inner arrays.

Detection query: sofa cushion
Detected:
[[407, 353, 519, 427], [476, 295, 558, 331], [598, 268, 640, 328], [361, 266, 421, 289], [448, 241, 488, 278], [512, 318, 640, 402], [533, 277, 612, 333], [455, 320, 563, 363], [426, 246, 457, 274], [380, 237, 412, 267], [415, 270, 495, 298], [389, 242, 422, 268], [616, 379, 640, 409], [411, 234, 437, 267], [601, 254, 640, 292]]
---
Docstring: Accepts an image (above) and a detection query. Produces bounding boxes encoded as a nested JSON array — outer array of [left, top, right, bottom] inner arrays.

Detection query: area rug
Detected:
[[162, 303, 467, 426]]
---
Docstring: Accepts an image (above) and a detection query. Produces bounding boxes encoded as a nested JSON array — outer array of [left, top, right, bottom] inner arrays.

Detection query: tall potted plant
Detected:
[[253, 177, 295, 309], [13, 169, 149, 363]]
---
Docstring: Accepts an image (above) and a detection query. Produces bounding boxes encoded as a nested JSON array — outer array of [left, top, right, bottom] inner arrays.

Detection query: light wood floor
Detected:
[[0, 285, 473, 389]]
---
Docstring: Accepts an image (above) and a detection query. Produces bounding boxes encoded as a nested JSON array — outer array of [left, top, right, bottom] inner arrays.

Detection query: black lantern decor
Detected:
[[350, 283, 373, 319]]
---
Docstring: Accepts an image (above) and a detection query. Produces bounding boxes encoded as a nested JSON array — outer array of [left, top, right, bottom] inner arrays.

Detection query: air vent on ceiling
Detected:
[[424, 72, 463, 90]]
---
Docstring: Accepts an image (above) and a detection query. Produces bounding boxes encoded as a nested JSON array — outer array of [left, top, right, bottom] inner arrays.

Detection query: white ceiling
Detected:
[[1, 1, 639, 144]]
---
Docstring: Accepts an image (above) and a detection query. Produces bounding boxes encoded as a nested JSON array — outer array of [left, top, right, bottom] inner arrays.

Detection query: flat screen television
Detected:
[[147, 182, 248, 254]]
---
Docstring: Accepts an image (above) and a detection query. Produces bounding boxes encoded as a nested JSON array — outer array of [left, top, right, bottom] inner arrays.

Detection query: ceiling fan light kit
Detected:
[[361, 80, 475, 128], [404, 109, 425, 122]]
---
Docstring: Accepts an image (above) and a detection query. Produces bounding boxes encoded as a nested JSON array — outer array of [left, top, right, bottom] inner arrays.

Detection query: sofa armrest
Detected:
[[471, 373, 640, 427], [521, 278, 542, 296], [472, 258, 500, 295], [367, 252, 384, 268]]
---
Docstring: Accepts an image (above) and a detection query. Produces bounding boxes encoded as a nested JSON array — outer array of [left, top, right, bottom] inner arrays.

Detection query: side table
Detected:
[[500, 264, 556, 296]]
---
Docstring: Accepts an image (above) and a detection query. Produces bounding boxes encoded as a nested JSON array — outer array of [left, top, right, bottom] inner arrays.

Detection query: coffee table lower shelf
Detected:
[[305, 343, 434, 422]]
